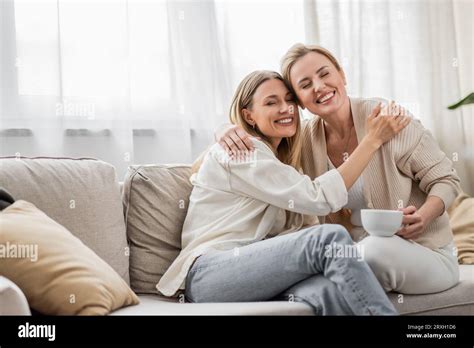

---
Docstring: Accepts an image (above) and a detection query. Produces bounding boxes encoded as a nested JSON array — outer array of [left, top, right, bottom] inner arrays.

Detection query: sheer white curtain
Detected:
[[2, 0, 472, 193], [0, 0, 305, 178], [304, 0, 473, 194]]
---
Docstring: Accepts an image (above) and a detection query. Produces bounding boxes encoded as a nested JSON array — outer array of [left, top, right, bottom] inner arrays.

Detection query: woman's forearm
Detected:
[[418, 195, 445, 223], [337, 137, 381, 190]]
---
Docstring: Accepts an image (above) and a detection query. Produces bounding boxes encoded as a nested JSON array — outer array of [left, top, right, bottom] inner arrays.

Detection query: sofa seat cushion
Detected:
[[388, 265, 474, 315], [0, 200, 139, 315], [111, 265, 474, 316], [110, 294, 314, 315], [0, 156, 130, 283], [122, 164, 192, 294]]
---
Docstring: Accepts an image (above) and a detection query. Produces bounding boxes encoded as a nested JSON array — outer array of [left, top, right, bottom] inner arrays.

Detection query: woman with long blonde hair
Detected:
[[158, 70, 408, 315]]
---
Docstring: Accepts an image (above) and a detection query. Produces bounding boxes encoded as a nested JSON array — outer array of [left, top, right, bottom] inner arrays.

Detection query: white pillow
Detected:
[[0, 276, 31, 315]]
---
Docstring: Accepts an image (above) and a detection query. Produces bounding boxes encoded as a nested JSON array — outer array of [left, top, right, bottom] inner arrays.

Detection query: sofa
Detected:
[[0, 156, 473, 315]]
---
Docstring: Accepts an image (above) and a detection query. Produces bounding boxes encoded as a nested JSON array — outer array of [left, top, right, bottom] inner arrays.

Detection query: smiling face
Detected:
[[242, 78, 298, 149], [289, 51, 348, 117]]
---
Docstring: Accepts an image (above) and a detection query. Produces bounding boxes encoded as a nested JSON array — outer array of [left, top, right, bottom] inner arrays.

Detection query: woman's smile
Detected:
[[274, 115, 295, 126], [315, 90, 336, 105]]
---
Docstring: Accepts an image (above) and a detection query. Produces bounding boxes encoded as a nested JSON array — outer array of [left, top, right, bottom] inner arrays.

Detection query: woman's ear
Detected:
[[242, 108, 255, 127]]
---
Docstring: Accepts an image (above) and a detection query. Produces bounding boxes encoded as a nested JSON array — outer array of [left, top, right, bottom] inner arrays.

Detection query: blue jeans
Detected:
[[185, 224, 397, 315]]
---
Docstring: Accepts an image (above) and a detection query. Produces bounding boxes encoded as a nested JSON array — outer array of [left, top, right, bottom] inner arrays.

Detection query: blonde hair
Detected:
[[192, 70, 303, 174], [280, 43, 343, 97]]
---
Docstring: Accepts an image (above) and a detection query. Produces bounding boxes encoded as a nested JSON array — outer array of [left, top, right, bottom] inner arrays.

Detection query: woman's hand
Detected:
[[396, 205, 426, 240], [365, 101, 411, 147], [215, 124, 255, 155], [396, 196, 445, 240]]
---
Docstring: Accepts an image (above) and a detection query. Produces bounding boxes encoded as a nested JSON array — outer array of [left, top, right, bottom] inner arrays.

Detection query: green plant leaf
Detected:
[[448, 92, 474, 110]]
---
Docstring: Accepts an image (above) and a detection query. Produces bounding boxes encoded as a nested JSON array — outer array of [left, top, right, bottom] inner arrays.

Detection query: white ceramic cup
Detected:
[[361, 209, 403, 237]]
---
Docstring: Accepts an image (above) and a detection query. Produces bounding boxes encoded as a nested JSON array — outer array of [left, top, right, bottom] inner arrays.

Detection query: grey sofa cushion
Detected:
[[0, 157, 130, 284], [388, 265, 474, 315], [122, 164, 192, 294]]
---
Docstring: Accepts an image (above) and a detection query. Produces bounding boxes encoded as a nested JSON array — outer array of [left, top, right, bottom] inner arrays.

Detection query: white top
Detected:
[[328, 158, 366, 226], [157, 139, 348, 297]]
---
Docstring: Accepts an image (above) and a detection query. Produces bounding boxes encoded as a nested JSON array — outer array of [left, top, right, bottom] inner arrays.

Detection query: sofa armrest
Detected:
[[0, 276, 31, 315]]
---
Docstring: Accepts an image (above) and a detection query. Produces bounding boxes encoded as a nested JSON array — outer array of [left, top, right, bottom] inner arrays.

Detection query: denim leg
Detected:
[[185, 224, 397, 315], [272, 274, 353, 315]]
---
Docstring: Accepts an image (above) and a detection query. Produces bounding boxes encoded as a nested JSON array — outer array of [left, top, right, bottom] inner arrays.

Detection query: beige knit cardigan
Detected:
[[300, 97, 462, 250]]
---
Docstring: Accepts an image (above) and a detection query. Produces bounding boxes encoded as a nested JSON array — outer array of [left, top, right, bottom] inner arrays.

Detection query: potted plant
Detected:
[[448, 92, 474, 110]]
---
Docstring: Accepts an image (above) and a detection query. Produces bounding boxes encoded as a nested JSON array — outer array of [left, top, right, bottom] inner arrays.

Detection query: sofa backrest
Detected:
[[0, 157, 130, 284]]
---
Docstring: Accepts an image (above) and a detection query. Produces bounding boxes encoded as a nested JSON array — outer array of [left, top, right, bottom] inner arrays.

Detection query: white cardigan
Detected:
[[157, 138, 348, 297]]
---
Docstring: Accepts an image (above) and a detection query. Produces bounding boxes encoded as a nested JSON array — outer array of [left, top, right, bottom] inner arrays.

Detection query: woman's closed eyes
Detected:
[[301, 70, 330, 89], [264, 97, 295, 106]]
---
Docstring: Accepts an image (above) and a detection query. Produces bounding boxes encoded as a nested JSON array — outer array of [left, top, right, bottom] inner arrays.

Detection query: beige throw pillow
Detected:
[[448, 192, 474, 264], [0, 157, 130, 284], [122, 164, 192, 295], [0, 200, 139, 315]]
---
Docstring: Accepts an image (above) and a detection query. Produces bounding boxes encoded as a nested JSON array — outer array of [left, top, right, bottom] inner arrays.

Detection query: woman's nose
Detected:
[[313, 79, 325, 93], [280, 101, 291, 114]]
